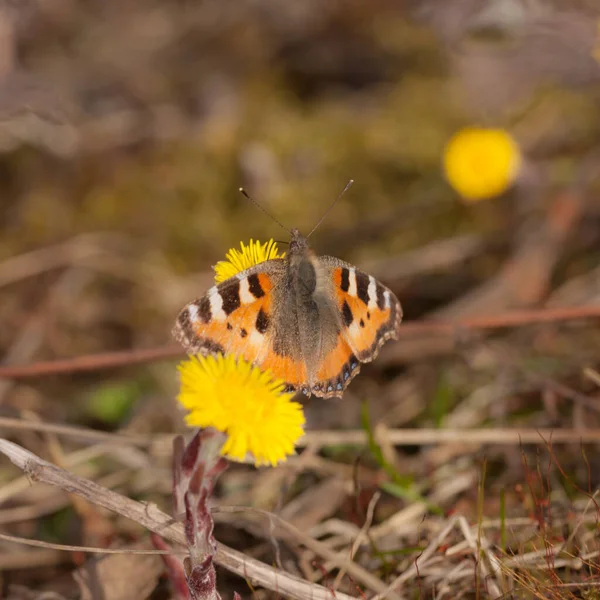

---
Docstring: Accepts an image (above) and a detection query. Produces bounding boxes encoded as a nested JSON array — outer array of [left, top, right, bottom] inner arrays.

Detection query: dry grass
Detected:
[[0, 399, 599, 598]]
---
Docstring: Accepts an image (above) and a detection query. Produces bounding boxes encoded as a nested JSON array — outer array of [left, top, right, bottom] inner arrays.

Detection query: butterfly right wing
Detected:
[[314, 255, 402, 370], [333, 259, 401, 358], [172, 260, 309, 392]]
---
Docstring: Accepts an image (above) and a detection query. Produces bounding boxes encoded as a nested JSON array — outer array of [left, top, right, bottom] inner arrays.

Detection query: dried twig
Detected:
[[0, 531, 178, 555], [5, 415, 599, 449], [301, 428, 600, 447], [0, 415, 154, 445], [332, 491, 381, 590], [0, 344, 182, 379]]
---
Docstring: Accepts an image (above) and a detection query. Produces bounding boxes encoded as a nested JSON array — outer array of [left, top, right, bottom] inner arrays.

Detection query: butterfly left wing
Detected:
[[173, 260, 310, 392], [173, 261, 282, 358]]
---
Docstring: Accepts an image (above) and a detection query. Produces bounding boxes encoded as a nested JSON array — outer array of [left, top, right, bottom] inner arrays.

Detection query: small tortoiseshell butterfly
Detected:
[[173, 228, 402, 398]]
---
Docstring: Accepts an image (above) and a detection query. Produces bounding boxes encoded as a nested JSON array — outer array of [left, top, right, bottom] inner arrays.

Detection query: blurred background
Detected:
[[2, 0, 600, 597]]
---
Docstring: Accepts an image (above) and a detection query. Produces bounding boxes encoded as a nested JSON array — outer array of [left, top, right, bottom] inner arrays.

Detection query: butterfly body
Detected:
[[173, 229, 402, 398]]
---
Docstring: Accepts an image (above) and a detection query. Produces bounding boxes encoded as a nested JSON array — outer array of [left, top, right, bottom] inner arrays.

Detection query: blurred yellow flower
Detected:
[[213, 239, 285, 283], [443, 127, 522, 202], [177, 354, 305, 466]]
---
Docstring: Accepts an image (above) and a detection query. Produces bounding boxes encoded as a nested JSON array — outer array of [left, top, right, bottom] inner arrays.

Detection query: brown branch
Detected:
[[397, 304, 600, 335], [0, 344, 183, 378], [0, 415, 154, 445], [1, 305, 600, 380]]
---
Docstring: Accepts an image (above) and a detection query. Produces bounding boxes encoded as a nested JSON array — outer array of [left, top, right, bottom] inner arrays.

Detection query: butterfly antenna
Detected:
[[307, 179, 354, 238], [239, 188, 291, 235]]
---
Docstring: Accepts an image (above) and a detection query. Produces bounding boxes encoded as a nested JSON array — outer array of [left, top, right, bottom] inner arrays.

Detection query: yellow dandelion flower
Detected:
[[443, 127, 522, 202], [177, 354, 305, 466], [213, 239, 285, 284]]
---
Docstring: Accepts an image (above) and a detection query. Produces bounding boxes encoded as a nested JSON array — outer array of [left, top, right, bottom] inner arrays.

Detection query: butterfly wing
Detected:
[[173, 253, 402, 399], [173, 260, 309, 392], [308, 256, 402, 396], [310, 333, 361, 398]]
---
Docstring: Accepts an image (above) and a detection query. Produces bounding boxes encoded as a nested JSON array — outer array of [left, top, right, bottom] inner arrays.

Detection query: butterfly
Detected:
[[173, 229, 402, 398]]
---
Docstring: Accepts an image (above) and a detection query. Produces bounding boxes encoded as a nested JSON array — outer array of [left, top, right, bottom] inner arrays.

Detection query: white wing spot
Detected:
[[348, 321, 362, 340], [239, 277, 255, 304], [367, 276, 378, 310], [187, 304, 199, 322], [248, 330, 264, 349], [348, 268, 357, 297], [384, 291, 391, 309], [209, 293, 226, 321]]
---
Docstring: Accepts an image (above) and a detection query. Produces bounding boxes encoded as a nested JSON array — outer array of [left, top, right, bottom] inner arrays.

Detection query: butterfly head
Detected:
[[289, 228, 310, 255]]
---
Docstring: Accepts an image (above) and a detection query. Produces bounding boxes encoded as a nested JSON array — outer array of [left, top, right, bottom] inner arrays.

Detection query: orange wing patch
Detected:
[[254, 273, 274, 295], [193, 302, 307, 387], [190, 299, 307, 388], [342, 295, 392, 355], [258, 353, 308, 389], [174, 273, 270, 356], [333, 266, 402, 362], [313, 337, 360, 397], [191, 297, 269, 354]]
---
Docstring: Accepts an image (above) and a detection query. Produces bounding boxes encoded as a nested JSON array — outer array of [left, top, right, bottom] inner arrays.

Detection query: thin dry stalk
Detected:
[[332, 491, 381, 590], [457, 516, 503, 598], [0, 530, 175, 556], [3, 414, 600, 449], [302, 428, 600, 447], [371, 516, 460, 599]]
